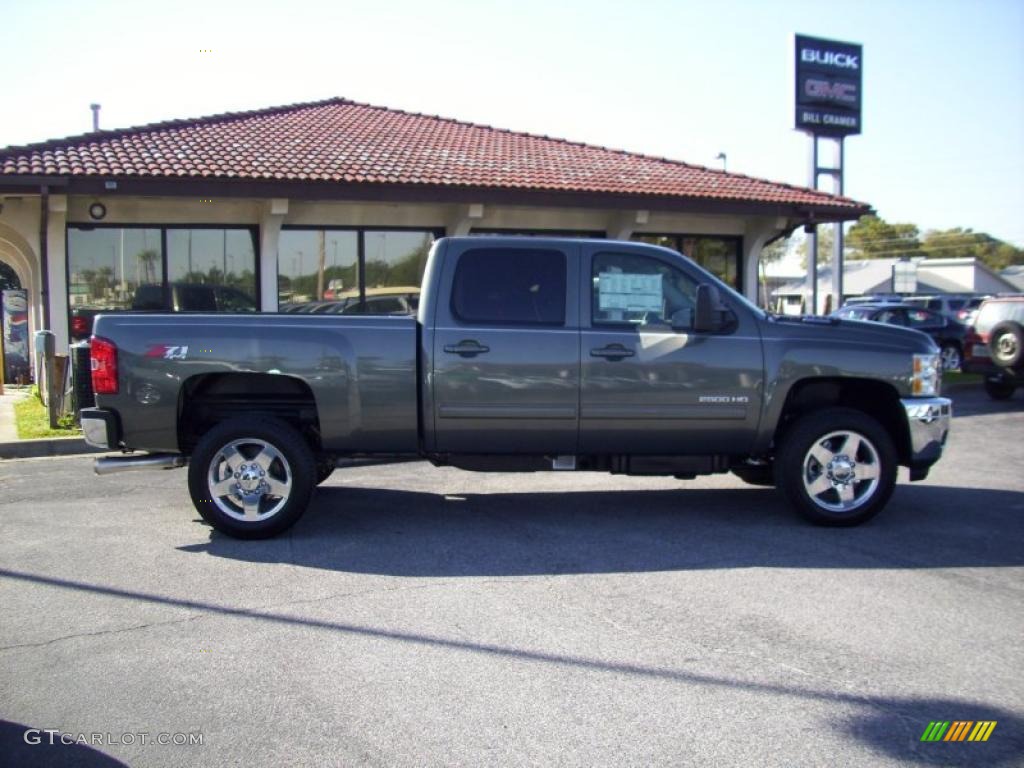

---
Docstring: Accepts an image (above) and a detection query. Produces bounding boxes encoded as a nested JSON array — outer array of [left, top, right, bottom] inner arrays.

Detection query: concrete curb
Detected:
[[0, 438, 104, 460]]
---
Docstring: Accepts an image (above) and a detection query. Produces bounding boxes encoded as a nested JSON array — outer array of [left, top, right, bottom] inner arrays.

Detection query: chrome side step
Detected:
[[94, 454, 187, 475]]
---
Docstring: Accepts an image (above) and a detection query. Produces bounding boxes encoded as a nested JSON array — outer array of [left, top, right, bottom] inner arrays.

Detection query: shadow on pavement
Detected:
[[841, 697, 1022, 766], [0, 720, 128, 767], [177, 483, 1024, 577], [0, 570, 1021, 765]]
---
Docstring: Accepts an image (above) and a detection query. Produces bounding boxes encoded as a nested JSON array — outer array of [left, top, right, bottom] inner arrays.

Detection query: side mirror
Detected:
[[694, 284, 734, 333]]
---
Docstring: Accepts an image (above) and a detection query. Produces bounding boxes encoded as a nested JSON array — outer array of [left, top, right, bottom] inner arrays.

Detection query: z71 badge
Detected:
[[145, 344, 189, 360]]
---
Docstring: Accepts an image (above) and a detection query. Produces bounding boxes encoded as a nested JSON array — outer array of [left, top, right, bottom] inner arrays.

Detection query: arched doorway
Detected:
[[0, 222, 42, 381]]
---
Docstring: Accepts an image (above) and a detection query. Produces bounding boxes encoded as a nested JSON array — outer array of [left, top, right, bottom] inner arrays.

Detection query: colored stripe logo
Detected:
[[920, 721, 997, 742]]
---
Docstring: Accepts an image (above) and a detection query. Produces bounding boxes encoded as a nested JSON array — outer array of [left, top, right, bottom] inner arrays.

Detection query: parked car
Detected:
[[830, 303, 966, 370], [82, 237, 951, 538], [280, 288, 419, 316], [132, 283, 257, 313], [904, 294, 988, 324], [70, 307, 104, 341], [962, 295, 1024, 399]]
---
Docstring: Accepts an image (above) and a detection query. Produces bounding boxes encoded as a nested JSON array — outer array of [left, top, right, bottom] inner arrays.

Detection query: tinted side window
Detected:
[[907, 309, 941, 328], [876, 309, 906, 326], [592, 252, 698, 328], [451, 248, 566, 325]]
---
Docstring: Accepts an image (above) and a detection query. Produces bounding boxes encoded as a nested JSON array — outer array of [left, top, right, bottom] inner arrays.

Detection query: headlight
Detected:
[[912, 353, 941, 396]]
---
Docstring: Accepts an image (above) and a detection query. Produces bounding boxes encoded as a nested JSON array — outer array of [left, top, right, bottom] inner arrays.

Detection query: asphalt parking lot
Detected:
[[1, 387, 1022, 767]]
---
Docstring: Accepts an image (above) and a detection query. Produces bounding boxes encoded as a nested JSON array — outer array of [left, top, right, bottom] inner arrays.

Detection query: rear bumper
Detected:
[[80, 408, 120, 450], [901, 397, 951, 471]]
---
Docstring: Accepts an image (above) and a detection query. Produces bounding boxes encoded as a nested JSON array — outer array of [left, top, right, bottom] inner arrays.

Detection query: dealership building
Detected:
[[0, 97, 868, 355]]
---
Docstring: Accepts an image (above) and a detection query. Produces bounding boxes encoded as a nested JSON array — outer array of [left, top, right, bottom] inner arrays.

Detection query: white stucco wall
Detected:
[[1, 193, 787, 354]]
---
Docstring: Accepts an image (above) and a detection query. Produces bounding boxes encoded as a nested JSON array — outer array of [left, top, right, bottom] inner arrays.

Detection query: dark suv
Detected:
[[831, 303, 967, 371], [963, 295, 1024, 399]]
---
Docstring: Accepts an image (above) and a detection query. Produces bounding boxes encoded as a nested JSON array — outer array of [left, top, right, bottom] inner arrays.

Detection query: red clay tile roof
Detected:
[[0, 97, 867, 213]]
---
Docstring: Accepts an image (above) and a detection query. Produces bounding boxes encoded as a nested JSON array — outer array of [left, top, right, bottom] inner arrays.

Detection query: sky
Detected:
[[2, 0, 1022, 246]]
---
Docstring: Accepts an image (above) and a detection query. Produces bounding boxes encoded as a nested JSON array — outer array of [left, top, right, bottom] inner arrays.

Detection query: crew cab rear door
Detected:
[[430, 240, 580, 454], [578, 243, 764, 454]]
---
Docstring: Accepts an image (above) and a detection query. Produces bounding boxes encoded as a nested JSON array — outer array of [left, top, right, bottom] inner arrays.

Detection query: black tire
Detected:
[[989, 321, 1023, 371], [775, 407, 897, 527], [732, 465, 775, 487], [983, 378, 1016, 401], [187, 417, 316, 539], [939, 342, 962, 372]]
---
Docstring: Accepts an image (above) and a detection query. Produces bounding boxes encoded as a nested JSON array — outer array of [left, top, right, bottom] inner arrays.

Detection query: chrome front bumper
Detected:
[[901, 397, 952, 468]]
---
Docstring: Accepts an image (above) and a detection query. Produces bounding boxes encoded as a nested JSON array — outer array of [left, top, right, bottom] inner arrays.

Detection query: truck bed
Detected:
[[92, 313, 419, 453]]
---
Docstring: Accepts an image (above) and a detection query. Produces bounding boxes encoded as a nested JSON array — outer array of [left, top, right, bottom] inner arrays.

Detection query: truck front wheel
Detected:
[[775, 408, 897, 526], [187, 417, 316, 539]]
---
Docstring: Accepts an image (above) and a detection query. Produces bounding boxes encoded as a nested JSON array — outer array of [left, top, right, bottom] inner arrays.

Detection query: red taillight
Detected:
[[90, 336, 119, 394], [71, 315, 91, 339]]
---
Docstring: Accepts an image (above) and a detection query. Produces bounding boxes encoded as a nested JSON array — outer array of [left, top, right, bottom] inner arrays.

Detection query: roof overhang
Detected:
[[0, 175, 870, 223]]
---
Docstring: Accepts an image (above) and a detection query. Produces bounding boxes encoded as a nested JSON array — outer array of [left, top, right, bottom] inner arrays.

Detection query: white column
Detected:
[[743, 218, 787, 307], [606, 210, 649, 241], [47, 195, 69, 349], [259, 198, 288, 312], [446, 203, 485, 236]]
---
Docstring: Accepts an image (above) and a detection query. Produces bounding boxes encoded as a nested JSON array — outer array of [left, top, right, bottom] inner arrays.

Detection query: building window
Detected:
[[67, 227, 164, 311], [278, 230, 358, 309], [633, 234, 742, 290], [278, 228, 438, 314], [167, 228, 257, 307], [67, 226, 258, 339]]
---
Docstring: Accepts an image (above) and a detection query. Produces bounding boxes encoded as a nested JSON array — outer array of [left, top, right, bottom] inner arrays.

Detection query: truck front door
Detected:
[[431, 241, 580, 454], [578, 244, 764, 455]]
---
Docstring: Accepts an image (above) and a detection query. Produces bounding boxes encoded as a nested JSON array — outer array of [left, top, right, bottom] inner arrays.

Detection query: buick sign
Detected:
[[795, 34, 863, 136]]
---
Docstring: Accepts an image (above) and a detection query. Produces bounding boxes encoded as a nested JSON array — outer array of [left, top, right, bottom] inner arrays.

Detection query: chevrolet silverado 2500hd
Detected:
[[81, 237, 951, 538]]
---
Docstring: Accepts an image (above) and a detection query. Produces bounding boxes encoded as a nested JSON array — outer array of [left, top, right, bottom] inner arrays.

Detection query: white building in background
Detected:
[[772, 257, 1020, 315]]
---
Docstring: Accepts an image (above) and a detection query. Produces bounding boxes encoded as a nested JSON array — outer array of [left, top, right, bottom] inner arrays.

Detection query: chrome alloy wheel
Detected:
[[801, 430, 881, 513], [994, 331, 1019, 364], [940, 345, 962, 371], [206, 438, 293, 521]]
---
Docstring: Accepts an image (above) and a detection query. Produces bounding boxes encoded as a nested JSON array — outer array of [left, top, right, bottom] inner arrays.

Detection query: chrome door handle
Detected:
[[444, 340, 490, 357], [590, 344, 635, 360]]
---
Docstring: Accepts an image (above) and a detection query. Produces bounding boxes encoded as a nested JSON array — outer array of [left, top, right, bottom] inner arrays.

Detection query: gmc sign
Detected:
[[795, 34, 863, 136]]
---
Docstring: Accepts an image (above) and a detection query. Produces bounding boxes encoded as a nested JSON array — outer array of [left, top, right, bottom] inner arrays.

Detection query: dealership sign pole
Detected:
[[795, 34, 862, 313]]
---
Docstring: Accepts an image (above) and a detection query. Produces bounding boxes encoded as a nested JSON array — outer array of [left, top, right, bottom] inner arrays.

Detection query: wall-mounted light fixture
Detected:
[[88, 202, 107, 220]]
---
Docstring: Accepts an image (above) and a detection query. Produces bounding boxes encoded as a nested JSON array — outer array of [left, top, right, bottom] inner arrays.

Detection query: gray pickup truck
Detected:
[[82, 237, 951, 538]]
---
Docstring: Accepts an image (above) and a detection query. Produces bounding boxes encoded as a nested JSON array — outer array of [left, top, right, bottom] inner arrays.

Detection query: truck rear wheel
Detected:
[[775, 408, 897, 527], [187, 417, 316, 539], [983, 378, 1016, 400]]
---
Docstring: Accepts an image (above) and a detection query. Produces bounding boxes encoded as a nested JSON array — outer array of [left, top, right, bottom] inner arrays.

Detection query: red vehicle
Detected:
[[962, 295, 1024, 399]]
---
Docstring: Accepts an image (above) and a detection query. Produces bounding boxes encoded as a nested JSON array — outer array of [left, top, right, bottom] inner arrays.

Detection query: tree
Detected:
[[136, 249, 160, 283], [760, 237, 790, 265], [920, 228, 1024, 272], [797, 226, 835, 267], [846, 215, 921, 260]]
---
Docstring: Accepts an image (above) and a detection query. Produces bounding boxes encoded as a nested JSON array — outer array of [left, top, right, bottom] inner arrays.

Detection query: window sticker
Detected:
[[598, 272, 663, 313]]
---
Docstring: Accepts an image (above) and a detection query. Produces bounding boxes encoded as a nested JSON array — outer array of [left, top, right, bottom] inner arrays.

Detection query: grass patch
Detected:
[[943, 370, 983, 388], [13, 394, 79, 439]]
